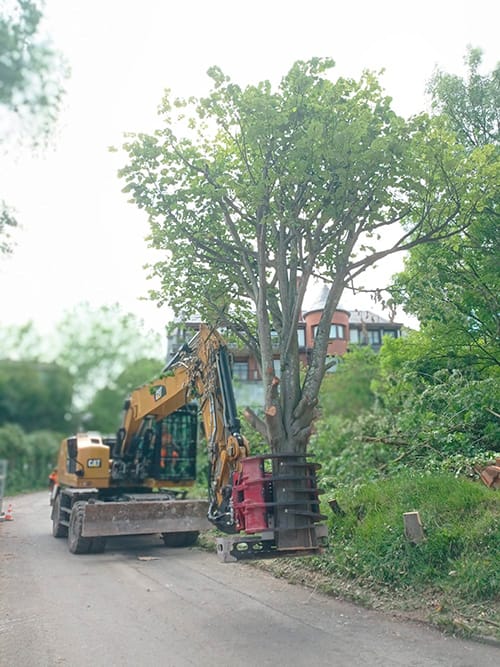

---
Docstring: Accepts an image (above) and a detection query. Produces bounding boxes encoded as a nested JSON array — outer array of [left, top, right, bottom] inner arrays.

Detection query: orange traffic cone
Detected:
[[4, 503, 13, 521]]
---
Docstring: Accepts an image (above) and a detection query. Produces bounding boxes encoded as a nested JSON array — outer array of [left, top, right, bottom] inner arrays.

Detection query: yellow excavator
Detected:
[[50, 325, 326, 559]]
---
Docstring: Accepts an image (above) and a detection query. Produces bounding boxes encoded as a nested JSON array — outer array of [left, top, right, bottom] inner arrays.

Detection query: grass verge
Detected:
[[200, 471, 500, 641]]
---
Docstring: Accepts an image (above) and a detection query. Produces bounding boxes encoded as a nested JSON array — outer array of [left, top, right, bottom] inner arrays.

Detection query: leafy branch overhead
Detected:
[[119, 57, 496, 454], [0, 0, 68, 255], [0, 0, 67, 143], [391, 48, 499, 372]]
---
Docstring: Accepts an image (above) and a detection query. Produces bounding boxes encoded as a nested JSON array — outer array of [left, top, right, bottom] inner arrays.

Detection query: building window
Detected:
[[329, 324, 346, 339], [297, 328, 305, 348], [313, 324, 346, 340], [349, 328, 360, 344], [232, 361, 249, 380], [383, 329, 398, 339], [368, 330, 381, 345]]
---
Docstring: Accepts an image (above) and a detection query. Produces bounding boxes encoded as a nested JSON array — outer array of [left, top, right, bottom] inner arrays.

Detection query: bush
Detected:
[[311, 369, 500, 488], [0, 424, 60, 494]]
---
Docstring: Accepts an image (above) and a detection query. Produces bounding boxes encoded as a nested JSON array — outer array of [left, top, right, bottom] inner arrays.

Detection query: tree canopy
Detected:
[[119, 57, 496, 455], [0, 0, 67, 255], [391, 49, 499, 372], [427, 46, 499, 148], [0, 304, 164, 427], [0, 0, 66, 143], [0, 359, 73, 432]]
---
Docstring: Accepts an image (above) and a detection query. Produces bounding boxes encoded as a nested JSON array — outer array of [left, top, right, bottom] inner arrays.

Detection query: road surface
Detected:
[[0, 491, 498, 666]]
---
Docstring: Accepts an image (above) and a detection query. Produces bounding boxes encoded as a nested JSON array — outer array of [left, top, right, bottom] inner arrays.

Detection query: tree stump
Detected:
[[403, 511, 425, 543]]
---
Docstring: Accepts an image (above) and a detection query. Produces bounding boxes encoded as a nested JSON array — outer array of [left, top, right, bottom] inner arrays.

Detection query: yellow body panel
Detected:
[[57, 434, 111, 489]]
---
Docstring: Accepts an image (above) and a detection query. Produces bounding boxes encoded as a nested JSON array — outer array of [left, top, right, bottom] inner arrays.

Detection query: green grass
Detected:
[[252, 471, 497, 639], [321, 473, 500, 600]]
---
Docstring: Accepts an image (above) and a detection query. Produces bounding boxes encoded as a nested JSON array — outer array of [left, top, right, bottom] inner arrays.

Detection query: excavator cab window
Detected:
[[153, 404, 198, 482]]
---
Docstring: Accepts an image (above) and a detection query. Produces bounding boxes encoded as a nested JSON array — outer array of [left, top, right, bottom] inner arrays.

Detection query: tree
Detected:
[[427, 46, 499, 148], [391, 49, 499, 372], [0, 304, 164, 426], [0, 0, 66, 142], [119, 58, 494, 462], [0, 320, 45, 359], [319, 345, 379, 420], [0, 358, 74, 432], [0, 200, 17, 255], [52, 302, 164, 416], [85, 357, 160, 433], [0, 0, 67, 255]]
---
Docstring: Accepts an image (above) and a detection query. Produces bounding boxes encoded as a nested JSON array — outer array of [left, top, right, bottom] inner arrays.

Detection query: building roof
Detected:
[[348, 309, 401, 326], [302, 284, 351, 317]]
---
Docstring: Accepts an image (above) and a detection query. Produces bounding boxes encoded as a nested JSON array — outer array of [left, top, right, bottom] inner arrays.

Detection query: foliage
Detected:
[[390, 49, 499, 372], [118, 58, 494, 457], [0, 0, 67, 143], [317, 473, 500, 603], [0, 200, 17, 255], [427, 46, 499, 148], [51, 302, 164, 413], [85, 357, 161, 433], [0, 358, 74, 432], [319, 377, 498, 483], [311, 333, 499, 486], [390, 214, 499, 372], [318, 346, 378, 419], [0, 423, 59, 493], [0, 304, 163, 430], [0, 0, 67, 254], [0, 320, 46, 359]]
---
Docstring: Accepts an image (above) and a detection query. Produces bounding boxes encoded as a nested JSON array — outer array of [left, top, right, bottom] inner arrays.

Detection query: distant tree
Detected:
[[0, 305, 164, 427], [0, 320, 45, 359], [85, 357, 160, 433], [0, 200, 17, 255], [0, 0, 67, 254], [427, 46, 499, 148], [119, 57, 495, 463], [391, 49, 499, 372], [0, 359, 74, 432], [0, 0, 66, 142], [319, 346, 379, 420], [53, 302, 164, 415]]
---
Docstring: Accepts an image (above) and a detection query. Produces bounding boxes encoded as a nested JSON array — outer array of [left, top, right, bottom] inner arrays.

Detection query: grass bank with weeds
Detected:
[[201, 471, 499, 642]]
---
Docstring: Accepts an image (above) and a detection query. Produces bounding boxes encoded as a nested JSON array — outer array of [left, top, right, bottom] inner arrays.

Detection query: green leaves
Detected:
[[390, 50, 499, 373], [119, 59, 414, 331], [0, 0, 67, 144], [0, 359, 73, 433], [119, 56, 494, 454], [0, 200, 17, 255], [427, 46, 500, 148]]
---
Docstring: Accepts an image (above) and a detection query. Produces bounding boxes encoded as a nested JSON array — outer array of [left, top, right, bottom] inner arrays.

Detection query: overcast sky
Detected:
[[0, 0, 498, 340]]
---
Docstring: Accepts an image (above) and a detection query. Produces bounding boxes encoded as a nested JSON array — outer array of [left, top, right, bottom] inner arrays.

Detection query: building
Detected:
[[168, 306, 403, 383]]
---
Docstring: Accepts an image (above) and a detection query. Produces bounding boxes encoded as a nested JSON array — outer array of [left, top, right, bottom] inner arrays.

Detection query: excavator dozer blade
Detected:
[[80, 499, 211, 538]]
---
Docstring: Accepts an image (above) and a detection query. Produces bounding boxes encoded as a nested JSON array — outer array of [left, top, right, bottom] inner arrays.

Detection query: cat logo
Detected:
[[87, 458, 102, 468], [154, 385, 167, 401]]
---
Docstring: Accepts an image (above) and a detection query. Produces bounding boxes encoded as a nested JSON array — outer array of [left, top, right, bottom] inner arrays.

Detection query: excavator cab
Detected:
[[152, 404, 198, 482]]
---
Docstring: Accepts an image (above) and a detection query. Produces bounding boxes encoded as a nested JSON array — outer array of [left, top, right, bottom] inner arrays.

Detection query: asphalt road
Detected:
[[0, 491, 498, 667]]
